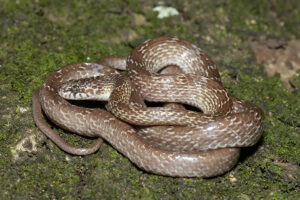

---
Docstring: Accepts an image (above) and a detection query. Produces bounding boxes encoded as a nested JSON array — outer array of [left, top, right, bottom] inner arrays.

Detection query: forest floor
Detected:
[[0, 0, 299, 199]]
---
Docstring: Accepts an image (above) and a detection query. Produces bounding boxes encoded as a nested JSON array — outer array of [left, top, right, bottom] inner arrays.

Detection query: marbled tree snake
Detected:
[[32, 37, 263, 177]]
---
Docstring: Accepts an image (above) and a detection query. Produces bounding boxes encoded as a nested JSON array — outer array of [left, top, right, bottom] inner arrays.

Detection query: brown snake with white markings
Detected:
[[32, 37, 264, 177]]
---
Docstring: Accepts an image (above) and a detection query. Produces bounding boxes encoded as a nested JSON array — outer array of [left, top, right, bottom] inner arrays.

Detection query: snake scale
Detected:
[[32, 37, 264, 177]]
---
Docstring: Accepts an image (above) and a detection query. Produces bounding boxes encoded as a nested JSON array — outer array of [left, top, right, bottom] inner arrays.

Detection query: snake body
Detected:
[[33, 37, 264, 177]]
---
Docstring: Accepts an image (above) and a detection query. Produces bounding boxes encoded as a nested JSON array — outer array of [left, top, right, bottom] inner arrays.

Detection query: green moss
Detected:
[[0, 0, 299, 199], [229, 73, 300, 163]]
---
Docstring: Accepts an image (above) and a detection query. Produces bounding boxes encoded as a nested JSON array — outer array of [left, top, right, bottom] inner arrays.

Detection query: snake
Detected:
[[32, 36, 264, 177]]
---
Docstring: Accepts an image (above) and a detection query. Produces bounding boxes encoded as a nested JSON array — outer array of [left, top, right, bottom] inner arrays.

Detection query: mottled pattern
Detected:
[[127, 37, 231, 115], [33, 37, 264, 177]]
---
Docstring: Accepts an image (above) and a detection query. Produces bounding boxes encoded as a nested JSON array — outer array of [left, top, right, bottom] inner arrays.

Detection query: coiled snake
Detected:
[[32, 37, 264, 177]]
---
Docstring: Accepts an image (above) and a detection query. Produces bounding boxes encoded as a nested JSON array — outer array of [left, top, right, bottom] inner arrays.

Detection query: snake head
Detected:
[[57, 75, 119, 101], [57, 79, 84, 99]]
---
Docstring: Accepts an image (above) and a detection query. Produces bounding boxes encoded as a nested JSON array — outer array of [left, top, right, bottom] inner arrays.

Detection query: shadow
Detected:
[[239, 137, 264, 162], [144, 101, 203, 113], [67, 99, 107, 109]]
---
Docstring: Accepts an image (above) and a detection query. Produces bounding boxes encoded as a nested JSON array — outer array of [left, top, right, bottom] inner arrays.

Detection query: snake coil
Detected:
[[33, 37, 263, 177]]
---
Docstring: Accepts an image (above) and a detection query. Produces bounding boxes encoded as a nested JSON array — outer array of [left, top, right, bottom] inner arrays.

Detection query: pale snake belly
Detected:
[[32, 36, 264, 177]]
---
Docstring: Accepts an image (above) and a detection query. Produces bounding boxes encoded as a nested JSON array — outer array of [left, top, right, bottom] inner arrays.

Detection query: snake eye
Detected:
[[71, 85, 80, 94]]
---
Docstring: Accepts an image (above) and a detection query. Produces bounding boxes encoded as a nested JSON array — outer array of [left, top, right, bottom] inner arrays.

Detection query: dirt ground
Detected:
[[0, 0, 299, 199]]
